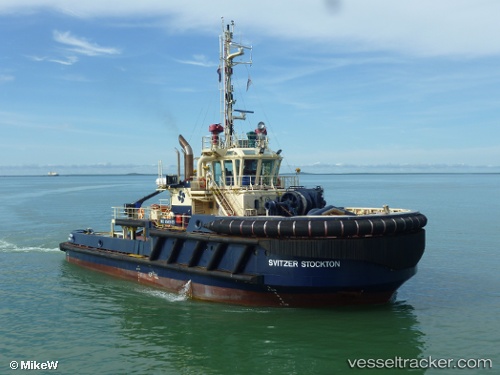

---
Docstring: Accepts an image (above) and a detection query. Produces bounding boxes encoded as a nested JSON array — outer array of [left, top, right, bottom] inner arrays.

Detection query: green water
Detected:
[[1, 174, 498, 374]]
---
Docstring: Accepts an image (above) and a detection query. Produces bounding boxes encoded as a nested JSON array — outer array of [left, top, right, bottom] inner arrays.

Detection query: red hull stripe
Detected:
[[66, 254, 395, 308]]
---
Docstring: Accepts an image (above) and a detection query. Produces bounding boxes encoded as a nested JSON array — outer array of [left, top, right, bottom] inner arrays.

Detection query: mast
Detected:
[[220, 19, 252, 148]]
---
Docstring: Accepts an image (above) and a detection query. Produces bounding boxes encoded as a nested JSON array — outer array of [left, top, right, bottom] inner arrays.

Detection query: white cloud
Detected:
[[0, 0, 495, 58], [53, 30, 121, 56], [0, 74, 14, 83], [28, 54, 78, 65], [174, 54, 217, 67], [27, 31, 120, 65], [48, 56, 79, 65], [27, 55, 47, 62]]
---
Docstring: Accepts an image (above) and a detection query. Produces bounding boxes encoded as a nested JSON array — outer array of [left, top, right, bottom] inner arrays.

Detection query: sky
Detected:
[[1, 0, 500, 175]]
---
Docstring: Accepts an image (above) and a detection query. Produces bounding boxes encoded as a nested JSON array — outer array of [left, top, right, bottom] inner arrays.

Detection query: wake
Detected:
[[0, 239, 59, 253], [138, 281, 192, 303]]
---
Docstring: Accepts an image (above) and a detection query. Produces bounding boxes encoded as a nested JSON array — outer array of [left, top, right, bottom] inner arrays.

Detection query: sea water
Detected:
[[0, 174, 498, 374]]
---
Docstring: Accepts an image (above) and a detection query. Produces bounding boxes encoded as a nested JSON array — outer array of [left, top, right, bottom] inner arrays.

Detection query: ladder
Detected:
[[210, 183, 237, 216]]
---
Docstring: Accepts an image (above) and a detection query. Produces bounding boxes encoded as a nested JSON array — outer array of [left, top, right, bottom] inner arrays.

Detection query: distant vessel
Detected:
[[59, 20, 427, 307], [48, 171, 59, 176]]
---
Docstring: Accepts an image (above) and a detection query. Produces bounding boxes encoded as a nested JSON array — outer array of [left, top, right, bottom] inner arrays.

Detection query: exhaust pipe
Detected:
[[174, 148, 180, 182], [178, 135, 193, 181]]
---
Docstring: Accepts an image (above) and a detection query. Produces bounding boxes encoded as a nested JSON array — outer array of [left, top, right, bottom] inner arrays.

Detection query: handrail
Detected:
[[202, 132, 270, 151], [192, 174, 299, 192], [113, 206, 152, 220], [239, 174, 298, 189], [210, 182, 238, 216], [112, 206, 191, 230]]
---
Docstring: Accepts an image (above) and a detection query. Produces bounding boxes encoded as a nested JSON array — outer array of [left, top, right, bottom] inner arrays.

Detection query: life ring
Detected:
[[200, 177, 206, 189], [138, 208, 145, 219]]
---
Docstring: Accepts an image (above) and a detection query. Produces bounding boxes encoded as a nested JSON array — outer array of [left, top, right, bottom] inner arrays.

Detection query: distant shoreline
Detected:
[[1, 171, 500, 178]]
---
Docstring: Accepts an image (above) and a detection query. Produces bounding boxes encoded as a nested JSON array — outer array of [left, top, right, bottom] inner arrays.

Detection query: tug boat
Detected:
[[59, 20, 427, 307]]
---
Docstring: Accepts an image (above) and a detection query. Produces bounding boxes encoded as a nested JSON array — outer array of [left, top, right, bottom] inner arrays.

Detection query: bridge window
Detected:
[[242, 159, 257, 185], [261, 160, 275, 176], [213, 161, 222, 185], [261, 160, 275, 185], [243, 159, 257, 175], [224, 160, 234, 185]]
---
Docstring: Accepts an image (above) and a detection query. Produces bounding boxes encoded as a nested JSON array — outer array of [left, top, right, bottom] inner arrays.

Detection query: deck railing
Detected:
[[225, 174, 299, 189], [112, 206, 190, 229], [201, 133, 268, 151], [191, 174, 299, 191]]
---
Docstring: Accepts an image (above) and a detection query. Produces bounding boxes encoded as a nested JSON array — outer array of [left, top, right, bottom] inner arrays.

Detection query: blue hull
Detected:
[[60, 224, 424, 307]]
